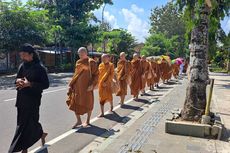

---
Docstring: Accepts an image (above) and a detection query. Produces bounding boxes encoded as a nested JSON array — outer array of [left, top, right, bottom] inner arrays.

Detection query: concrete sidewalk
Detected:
[[81, 74, 230, 153]]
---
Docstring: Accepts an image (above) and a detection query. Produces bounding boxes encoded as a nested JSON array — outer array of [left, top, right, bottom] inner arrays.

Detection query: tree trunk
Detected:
[[181, 5, 210, 121]]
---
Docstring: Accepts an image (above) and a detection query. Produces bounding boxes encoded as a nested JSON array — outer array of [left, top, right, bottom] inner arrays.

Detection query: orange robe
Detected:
[[141, 60, 150, 90], [147, 61, 154, 87], [130, 59, 142, 96], [166, 64, 172, 81], [172, 63, 180, 79], [151, 61, 160, 85], [160, 60, 168, 82], [160, 60, 172, 82], [116, 60, 131, 96], [66, 58, 98, 115], [154, 62, 161, 84], [98, 62, 114, 104]]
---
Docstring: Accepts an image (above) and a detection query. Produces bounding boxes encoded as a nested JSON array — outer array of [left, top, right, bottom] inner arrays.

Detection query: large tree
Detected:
[[98, 29, 137, 57], [177, 0, 229, 121], [149, 2, 187, 57], [0, 0, 49, 53], [141, 33, 179, 58]]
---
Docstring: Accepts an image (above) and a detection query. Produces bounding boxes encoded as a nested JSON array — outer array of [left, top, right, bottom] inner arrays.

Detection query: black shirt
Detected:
[[15, 61, 49, 108]]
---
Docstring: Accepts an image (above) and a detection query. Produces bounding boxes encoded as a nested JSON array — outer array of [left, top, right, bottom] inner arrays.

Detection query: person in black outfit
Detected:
[[9, 44, 49, 153]]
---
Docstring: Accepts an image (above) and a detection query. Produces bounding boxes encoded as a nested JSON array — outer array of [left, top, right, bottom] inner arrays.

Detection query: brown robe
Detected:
[[140, 60, 150, 90], [98, 62, 114, 105], [160, 60, 172, 82], [154, 62, 161, 84], [130, 59, 142, 97], [147, 61, 154, 87], [66, 58, 98, 115], [116, 60, 131, 96], [172, 63, 180, 79]]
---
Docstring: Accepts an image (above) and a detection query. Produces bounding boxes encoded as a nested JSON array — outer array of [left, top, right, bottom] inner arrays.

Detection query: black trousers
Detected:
[[8, 107, 43, 153]]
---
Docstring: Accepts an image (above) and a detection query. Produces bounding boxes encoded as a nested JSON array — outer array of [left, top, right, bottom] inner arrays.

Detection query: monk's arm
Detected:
[[90, 61, 99, 87], [106, 64, 114, 84]]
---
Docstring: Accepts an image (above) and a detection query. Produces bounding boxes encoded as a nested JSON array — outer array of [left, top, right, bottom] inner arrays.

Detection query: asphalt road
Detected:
[[0, 73, 134, 153]]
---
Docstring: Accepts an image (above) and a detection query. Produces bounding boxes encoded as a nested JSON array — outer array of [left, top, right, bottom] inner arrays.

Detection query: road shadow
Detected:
[[157, 86, 173, 90], [120, 104, 143, 111], [76, 124, 108, 137], [135, 98, 151, 104], [164, 81, 178, 85], [214, 83, 230, 89], [103, 111, 132, 123], [221, 126, 230, 142]]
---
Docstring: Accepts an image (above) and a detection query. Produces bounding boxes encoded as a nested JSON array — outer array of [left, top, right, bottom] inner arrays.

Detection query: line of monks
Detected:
[[66, 47, 182, 128]]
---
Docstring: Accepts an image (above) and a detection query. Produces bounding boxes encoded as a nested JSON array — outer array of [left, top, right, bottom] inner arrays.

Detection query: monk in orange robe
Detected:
[[98, 54, 114, 117], [116, 52, 131, 106], [130, 53, 142, 100], [154, 60, 161, 87], [160, 59, 169, 83], [67, 47, 98, 128], [166, 63, 172, 81], [147, 59, 154, 90], [140, 55, 150, 94], [172, 63, 180, 79]]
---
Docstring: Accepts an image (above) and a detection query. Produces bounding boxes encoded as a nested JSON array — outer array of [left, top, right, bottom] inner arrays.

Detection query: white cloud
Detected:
[[121, 8, 150, 42], [131, 4, 144, 13], [103, 11, 119, 28]]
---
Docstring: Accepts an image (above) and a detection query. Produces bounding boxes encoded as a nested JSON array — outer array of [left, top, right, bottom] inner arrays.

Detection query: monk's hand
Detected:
[[142, 75, 145, 79], [87, 85, 94, 91]]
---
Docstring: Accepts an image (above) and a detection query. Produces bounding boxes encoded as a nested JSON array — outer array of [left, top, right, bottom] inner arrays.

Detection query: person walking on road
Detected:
[[66, 47, 98, 128], [116, 52, 131, 106], [130, 53, 142, 100], [98, 54, 115, 117], [9, 43, 49, 153], [140, 55, 150, 95]]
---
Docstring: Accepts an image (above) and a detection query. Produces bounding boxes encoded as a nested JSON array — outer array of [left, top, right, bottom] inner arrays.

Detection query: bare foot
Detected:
[[98, 113, 105, 118], [41, 133, 48, 146], [72, 122, 82, 129], [82, 122, 90, 128]]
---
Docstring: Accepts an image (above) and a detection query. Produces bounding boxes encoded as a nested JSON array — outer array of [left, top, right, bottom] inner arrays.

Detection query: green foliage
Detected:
[[0, 1, 50, 52], [145, 2, 188, 58], [176, 0, 230, 60], [98, 29, 137, 56], [150, 2, 186, 38], [142, 33, 181, 58]]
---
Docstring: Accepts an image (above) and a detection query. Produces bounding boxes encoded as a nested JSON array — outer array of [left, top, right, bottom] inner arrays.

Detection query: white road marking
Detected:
[[29, 98, 135, 153], [3, 98, 17, 102], [3, 87, 67, 102], [29, 83, 165, 153]]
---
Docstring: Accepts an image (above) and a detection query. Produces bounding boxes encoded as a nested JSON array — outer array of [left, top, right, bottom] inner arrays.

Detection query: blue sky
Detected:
[[19, 0, 230, 42]]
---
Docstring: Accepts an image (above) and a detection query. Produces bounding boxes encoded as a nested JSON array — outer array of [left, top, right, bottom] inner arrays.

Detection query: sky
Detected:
[[19, 0, 230, 42]]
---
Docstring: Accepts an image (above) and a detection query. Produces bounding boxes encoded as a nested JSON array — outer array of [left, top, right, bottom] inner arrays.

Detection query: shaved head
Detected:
[[120, 52, 126, 61], [78, 47, 87, 54], [78, 47, 88, 59], [133, 53, 138, 58], [101, 53, 109, 63]]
